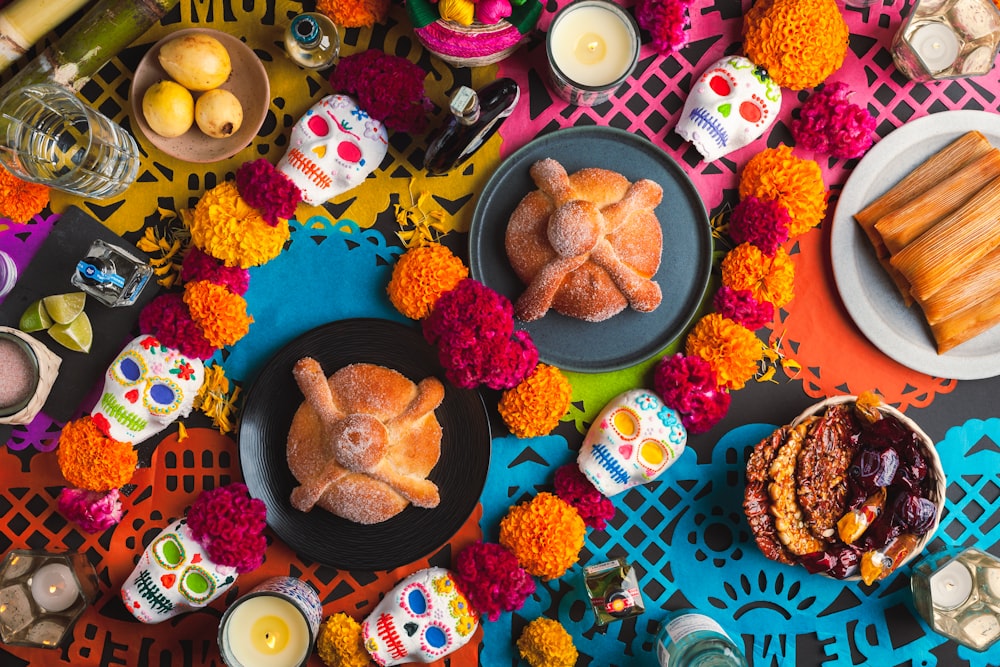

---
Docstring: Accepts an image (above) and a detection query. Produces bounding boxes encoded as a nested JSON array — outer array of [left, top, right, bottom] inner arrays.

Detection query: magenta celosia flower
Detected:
[[652, 353, 731, 434], [186, 483, 267, 574], [453, 541, 535, 622], [57, 487, 123, 533], [181, 246, 250, 295], [790, 82, 876, 159], [138, 293, 217, 360], [552, 464, 616, 529], [729, 196, 791, 256], [713, 286, 775, 330], [235, 159, 302, 226], [636, 0, 692, 56], [329, 50, 432, 134]]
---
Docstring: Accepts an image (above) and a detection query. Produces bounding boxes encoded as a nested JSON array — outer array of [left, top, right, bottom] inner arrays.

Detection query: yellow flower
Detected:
[[433, 574, 456, 595], [721, 243, 796, 309], [517, 617, 578, 667], [685, 313, 764, 391], [499, 492, 585, 581], [183, 280, 253, 347], [387, 242, 469, 320], [189, 181, 290, 268], [743, 0, 849, 90], [57, 417, 137, 492], [316, 613, 369, 667], [739, 145, 827, 238], [498, 364, 573, 438]]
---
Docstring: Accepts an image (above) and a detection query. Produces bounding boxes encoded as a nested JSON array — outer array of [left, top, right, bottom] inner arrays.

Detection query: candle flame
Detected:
[[587, 40, 599, 52], [264, 633, 276, 650], [48, 585, 59, 595]]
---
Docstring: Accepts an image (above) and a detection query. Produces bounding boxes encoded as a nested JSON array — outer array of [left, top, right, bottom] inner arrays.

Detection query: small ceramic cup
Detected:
[[0, 327, 61, 425]]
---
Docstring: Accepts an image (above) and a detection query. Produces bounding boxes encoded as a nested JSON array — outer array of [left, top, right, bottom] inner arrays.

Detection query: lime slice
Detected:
[[18, 299, 54, 332], [41, 292, 86, 325], [48, 312, 93, 353]]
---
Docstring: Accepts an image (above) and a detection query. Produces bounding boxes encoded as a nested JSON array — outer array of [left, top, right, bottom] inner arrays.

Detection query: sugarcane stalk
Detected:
[[0, 0, 91, 75], [0, 0, 179, 98]]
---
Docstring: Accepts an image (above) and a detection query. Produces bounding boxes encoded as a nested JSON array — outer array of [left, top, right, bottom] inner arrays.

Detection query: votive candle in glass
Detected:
[[545, 0, 639, 107], [912, 547, 1000, 651], [891, 0, 1000, 81]]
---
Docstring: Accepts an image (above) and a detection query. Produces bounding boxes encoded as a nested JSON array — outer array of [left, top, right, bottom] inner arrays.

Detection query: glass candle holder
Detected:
[[911, 547, 1000, 651], [218, 577, 322, 667], [891, 0, 1000, 82], [0, 326, 60, 426], [545, 0, 639, 107], [0, 549, 99, 649]]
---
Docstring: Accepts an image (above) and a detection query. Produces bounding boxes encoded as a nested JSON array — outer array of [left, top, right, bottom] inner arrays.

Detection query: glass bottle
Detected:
[[422, 78, 520, 176], [284, 12, 340, 70], [70, 239, 153, 307], [656, 611, 749, 667]]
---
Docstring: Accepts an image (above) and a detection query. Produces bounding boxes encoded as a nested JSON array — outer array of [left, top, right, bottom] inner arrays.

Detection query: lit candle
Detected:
[[930, 559, 974, 610], [28, 563, 80, 613], [910, 22, 961, 73], [222, 595, 310, 667]]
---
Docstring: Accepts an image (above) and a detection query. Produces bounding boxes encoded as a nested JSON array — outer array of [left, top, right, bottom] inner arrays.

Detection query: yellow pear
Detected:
[[195, 88, 244, 139], [158, 34, 232, 91], [142, 80, 194, 138]]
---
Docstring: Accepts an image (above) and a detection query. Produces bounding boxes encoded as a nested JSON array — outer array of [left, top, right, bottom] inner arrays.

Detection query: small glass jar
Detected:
[[911, 547, 1000, 651], [656, 611, 749, 667], [891, 0, 1000, 81], [0, 250, 16, 299], [70, 239, 153, 307]]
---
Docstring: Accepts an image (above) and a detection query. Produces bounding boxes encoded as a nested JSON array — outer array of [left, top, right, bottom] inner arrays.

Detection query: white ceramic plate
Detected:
[[831, 110, 1000, 380]]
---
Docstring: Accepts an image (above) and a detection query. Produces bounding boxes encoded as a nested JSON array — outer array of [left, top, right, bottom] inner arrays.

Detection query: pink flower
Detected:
[[552, 464, 616, 529], [453, 541, 535, 621], [636, 0, 692, 56], [138, 293, 216, 360], [57, 487, 123, 533], [652, 353, 731, 434], [235, 159, 302, 225], [181, 247, 250, 295], [729, 196, 790, 256], [713, 286, 775, 330], [185, 483, 267, 574], [790, 82, 876, 159], [328, 50, 432, 135]]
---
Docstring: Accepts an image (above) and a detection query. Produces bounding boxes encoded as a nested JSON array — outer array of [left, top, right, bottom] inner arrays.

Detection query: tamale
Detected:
[[889, 174, 1000, 302], [918, 245, 1000, 325], [875, 148, 1000, 255], [930, 287, 1000, 354]]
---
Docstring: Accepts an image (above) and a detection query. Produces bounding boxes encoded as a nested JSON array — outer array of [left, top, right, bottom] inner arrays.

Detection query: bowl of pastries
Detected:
[[743, 391, 946, 584]]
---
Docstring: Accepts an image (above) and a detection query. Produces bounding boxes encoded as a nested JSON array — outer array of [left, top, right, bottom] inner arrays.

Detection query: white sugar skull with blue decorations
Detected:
[[90, 335, 203, 445], [362, 567, 478, 665], [276, 93, 389, 205], [120, 518, 237, 624], [675, 55, 782, 162], [578, 389, 687, 497]]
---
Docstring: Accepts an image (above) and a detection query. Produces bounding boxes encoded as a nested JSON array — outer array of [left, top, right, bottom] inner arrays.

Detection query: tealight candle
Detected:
[[928, 559, 973, 609], [221, 594, 310, 667], [29, 563, 80, 613], [545, 0, 639, 106], [909, 22, 961, 73]]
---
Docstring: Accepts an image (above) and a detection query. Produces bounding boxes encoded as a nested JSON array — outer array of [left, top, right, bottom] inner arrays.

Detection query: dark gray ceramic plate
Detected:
[[469, 126, 712, 373]]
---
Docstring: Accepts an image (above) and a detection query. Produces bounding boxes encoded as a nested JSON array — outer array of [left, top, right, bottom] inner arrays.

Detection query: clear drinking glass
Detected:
[[892, 0, 1000, 81], [0, 83, 139, 199]]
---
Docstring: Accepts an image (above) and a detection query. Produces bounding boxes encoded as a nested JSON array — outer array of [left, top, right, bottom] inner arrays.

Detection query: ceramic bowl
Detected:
[[130, 28, 270, 163], [0, 330, 40, 419]]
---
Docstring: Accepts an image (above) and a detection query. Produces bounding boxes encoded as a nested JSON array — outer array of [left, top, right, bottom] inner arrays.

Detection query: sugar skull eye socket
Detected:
[[739, 100, 763, 123], [146, 378, 183, 416], [338, 141, 363, 163], [609, 408, 640, 441], [406, 587, 429, 615], [307, 113, 330, 137], [423, 623, 451, 653], [708, 73, 734, 96], [638, 439, 669, 473], [115, 353, 146, 385], [149, 382, 177, 406], [179, 566, 215, 603], [153, 534, 186, 569]]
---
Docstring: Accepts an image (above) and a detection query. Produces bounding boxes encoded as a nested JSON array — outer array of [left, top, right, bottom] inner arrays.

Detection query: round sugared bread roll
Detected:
[[505, 158, 664, 323], [287, 358, 444, 525]]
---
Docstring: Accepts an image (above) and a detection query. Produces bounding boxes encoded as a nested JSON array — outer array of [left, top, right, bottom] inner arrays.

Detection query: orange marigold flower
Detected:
[[739, 145, 827, 238], [743, 0, 849, 90], [57, 416, 137, 492], [190, 181, 290, 269], [317, 0, 389, 28], [387, 242, 469, 320], [499, 492, 585, 581], [517, 617, 579, 667], [685, 313, 763, 391], [184, 280, 253, 347], [721, 243, 796, 308], [498, 364, 572, 438], [0, 166, 49, 223]]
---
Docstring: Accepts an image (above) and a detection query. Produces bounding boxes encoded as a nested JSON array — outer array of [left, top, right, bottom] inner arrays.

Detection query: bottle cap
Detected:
[[291, 14, 321, 47], [450, 87, 481, 125]]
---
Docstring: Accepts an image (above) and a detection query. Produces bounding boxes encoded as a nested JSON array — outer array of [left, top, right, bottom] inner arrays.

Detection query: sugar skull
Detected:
[[362, 567, 479, 666], [121, 518, 237, 623], [577, 389, 686, 497], [277, 93, 389, 205], [674, 55, 782, 162], [90, 335, 203, 445]]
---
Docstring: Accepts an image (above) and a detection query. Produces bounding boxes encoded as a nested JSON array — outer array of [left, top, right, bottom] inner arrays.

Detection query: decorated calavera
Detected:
[[362, 567, 479, 666], [675, 55, 782, 162], [577, 389, 687, 497], [121, 518, 237, 623], [276, 93, 389, 205], [91, 335, 203, 445]]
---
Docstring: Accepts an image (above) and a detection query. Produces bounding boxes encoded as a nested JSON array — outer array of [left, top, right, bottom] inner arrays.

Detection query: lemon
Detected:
[[48, 312, 92, 353], [41, 292, 86, 325], [18, 299, 53, 332]]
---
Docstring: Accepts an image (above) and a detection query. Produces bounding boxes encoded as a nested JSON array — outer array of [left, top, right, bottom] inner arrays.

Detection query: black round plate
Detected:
[[238, 318, 491, 571], [470, 126, 713, 373]]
